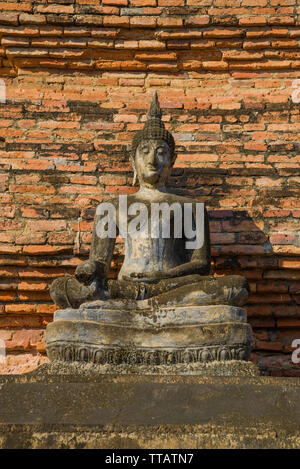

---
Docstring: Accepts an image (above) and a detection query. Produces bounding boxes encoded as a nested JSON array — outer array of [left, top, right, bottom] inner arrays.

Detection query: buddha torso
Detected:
[[119, 235, 181, 280], [117, 188, 192, 281]]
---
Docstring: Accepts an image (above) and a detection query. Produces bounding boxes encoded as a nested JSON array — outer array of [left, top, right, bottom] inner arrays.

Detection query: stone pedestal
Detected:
[[46, 302, 253, 370], [1, 369, 300, 448]]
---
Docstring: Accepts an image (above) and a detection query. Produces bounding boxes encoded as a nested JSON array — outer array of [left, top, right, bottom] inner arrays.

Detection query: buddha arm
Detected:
[[168, 204, 211, 277], [88, 211, 117, 279]]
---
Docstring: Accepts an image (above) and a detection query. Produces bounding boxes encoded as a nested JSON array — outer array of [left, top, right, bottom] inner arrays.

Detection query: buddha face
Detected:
[[135, 139, 173, 187]]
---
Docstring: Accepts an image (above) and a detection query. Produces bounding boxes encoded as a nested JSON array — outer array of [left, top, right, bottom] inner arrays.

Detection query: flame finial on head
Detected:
[[146, 91, 162, 121], [131, 91, 174, 158], [130, 91, 176, 185]]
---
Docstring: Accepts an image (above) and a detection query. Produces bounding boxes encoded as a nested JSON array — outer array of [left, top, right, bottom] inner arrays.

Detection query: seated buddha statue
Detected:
[[50, 92, 249, 312], [47, 93, 253, 368]]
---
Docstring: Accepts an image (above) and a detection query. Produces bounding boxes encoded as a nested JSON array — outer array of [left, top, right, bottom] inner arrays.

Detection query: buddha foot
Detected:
[[49, 276, 101, 309], [46, 303, 253, 370]]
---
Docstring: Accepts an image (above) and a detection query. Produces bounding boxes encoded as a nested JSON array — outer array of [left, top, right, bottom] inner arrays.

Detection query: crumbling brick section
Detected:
[[0, 0, 299, 375]]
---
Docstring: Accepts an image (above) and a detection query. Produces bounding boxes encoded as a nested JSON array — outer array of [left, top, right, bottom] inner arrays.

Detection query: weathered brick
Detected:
[[0, 13, 18, 25], [130, 16, 156, 27], [135, 51, 177, 61], [37, 5, 74, 14], [27, 220, 67, 232], [103, 0, 128, 4], [157, 18, 183, 28], [103, 16, 129, 27], [203, 29, 244, 39], [239, 16, 267, 26], [19, 14, 46, 25]]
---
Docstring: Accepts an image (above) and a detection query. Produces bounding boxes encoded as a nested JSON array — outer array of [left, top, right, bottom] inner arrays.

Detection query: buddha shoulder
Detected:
[[126, 192, 204, 206]]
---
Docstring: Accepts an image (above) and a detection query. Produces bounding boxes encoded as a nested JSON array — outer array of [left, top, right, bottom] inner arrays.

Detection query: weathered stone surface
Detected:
[[36, 359, 260, 376], [46, 304, 253, 366], [54, 302, 248, 325], [46, 312, 252, 365], [0, 371, 300, 448]]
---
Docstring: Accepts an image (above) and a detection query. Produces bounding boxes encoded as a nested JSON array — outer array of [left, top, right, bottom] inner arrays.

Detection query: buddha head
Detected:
[[131, 92, 176, 188]]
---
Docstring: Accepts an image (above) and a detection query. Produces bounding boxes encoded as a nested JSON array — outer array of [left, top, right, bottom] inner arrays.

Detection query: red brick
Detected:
[[239, 16, 267, 26], [120, 61, 147, 70], [203, 29, 244, 39], [130, 16, 156, 28], [0, 2, 32, 12], [36, 5, 74, 14], [23, 246, 72, 255], [19, 13, 46, 25], [5, 305, 36, 314], [138, 40, 165, 50], [135, 52, 177, 61], [99, 174, 127, 185], [255, 341, 282, 352], [270, 234, 296, 245], [40, 26, 63, 36], [278, 320, 300, 328], [103, 0, 127, 4], [131, 0, 156, 4], [27, 220, 66, 232], [157, 18, 183, 28], [185, 17, 210, 27], [0, 13, 18, 25], [279, 260, 300, 270], [158, 0, 183, 4], [103, 16, 130, 27], [37, 305, 58, 314]]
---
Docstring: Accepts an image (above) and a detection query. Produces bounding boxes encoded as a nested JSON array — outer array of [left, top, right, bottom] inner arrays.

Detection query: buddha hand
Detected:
[[75, 259, 98, 285], [123, 271, 173, 283]]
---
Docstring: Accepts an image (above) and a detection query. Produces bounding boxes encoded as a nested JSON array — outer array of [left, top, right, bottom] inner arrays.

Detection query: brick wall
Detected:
[[0, 0, 299, 375]]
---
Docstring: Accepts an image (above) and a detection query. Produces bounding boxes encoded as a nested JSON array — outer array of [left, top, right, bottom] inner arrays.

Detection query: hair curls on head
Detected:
[[131, 92, 175, 160]]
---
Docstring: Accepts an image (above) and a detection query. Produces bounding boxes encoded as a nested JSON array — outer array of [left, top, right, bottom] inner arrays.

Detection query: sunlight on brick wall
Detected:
[[0, 0, 299, 375]]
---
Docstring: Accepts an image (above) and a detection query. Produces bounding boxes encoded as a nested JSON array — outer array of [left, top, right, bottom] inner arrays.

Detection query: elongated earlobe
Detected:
[[166, 156, 176, 185], [129, 154, 138, 186]]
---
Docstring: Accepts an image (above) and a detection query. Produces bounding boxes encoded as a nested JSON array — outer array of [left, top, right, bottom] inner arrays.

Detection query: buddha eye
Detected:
[[141, 146, 149, 154], [156, 147, 165, 156]]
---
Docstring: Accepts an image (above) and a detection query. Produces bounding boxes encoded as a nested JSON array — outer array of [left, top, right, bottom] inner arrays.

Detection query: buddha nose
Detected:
[[148, 148, 157, 166]]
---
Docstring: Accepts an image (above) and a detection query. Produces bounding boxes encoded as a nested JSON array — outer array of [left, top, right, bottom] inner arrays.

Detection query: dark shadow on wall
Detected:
[[169, 167, 299, 375]]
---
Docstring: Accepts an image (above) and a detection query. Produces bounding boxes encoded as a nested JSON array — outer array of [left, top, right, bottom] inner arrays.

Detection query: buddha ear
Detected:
[[171, 152, 177, 165], [129, 154, 138, 186]]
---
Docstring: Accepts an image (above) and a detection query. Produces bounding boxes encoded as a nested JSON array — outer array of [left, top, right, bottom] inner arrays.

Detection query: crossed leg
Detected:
[[109, 274, 249, 307], [50, 273, 249, 310]]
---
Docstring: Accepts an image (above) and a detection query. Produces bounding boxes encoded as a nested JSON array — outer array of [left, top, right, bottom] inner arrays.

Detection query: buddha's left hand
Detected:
[[123, 261, 209, 282], [125, 270, 176, 282]]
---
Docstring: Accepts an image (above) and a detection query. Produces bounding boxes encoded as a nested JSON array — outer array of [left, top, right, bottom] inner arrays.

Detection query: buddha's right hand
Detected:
[[75, 260, 98, 285]]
